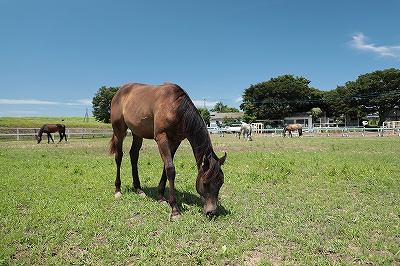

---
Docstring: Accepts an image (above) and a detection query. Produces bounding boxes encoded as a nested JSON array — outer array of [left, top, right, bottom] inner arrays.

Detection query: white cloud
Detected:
[[0, 99, 92, 106], [193, 100, 218, 108], [349, 33, 400, 58], [65, 99, 92, 106], [234, 96, 243, 103], [0, 99, 60, 105]]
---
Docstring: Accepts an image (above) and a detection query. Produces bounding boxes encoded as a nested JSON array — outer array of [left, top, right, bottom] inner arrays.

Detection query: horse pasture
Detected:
[[0, 135, 399, 265]]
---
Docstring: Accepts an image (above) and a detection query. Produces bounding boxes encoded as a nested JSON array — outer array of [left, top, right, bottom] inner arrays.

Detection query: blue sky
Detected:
[[1, 0, 399, 117]]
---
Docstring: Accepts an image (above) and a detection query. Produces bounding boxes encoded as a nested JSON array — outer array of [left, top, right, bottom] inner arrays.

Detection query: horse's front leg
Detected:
[[157, 141, 180, 204], [156, 135, 181, 217]]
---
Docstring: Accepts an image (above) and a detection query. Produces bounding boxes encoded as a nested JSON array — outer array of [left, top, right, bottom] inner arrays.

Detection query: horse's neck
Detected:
[[186, 129, 214, 168]]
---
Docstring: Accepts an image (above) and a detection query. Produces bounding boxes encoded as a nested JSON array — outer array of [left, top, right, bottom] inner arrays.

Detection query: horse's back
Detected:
[[294, 123, 302, 129], [287, 123, 302, 130], [111, 83, 188, 139]]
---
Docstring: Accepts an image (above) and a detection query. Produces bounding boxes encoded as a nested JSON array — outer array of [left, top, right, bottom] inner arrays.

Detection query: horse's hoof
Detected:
[[171, 212, 182, 219], [115, 192, 122, 199], [158, 199, 168, 205], [136, 188, 146, 197]]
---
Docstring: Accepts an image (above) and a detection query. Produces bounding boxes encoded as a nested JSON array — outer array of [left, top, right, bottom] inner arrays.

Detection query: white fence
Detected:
[[218, 126, 400, 138], [2, 126, 400, 141], [260, 127, 400, 137], [0, 127, 114, 140]]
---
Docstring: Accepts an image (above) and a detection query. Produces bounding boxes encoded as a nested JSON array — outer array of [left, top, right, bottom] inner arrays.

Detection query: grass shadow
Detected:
[[126, 186, 230, 217]]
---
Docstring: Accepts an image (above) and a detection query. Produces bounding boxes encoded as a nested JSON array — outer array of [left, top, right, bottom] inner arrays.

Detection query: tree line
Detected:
[[92, 68, 400, 126]]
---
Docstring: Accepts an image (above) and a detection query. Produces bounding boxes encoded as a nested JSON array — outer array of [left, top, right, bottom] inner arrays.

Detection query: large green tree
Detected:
[[322, 82, 364, 122], [353, 68, 400, 126], [240, 74, 322, 120], [324, 68, 400, 126], [197, 108, 211, 125], [92, 86, 120, 123]]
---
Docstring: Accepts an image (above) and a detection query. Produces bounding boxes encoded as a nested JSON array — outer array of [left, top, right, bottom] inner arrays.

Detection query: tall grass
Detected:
[[0, 136, 399, 265]]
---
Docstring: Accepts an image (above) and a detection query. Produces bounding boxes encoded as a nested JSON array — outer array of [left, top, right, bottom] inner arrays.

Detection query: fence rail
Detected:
[[0, 127, 114, 140], [2, 126, 400, 141], [218, 126, 400, 138]]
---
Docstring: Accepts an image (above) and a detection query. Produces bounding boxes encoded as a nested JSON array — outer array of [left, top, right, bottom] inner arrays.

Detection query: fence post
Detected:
[[17, 128, 20, 140]]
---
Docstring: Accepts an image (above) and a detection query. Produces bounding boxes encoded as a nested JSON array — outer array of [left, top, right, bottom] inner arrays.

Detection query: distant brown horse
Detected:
[[110, 83, 227, 218], [37, 124, 67, 143], [283, 124, 303, 138]]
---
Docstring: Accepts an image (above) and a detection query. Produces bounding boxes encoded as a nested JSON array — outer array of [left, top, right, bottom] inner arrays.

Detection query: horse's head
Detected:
[[37, 135, 42, 143], [196, 152, 227, 217]]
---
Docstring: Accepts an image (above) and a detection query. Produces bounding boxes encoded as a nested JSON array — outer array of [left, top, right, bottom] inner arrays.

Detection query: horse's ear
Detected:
[[201, 154, 210, 170], [219, 152, 227, 166]]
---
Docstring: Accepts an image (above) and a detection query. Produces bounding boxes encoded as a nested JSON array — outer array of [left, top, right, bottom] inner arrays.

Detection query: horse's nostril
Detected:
[[206, 210, 218, 218]]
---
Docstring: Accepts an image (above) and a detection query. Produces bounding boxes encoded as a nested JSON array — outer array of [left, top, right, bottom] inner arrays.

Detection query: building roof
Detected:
[[210, 112, 243, 121]]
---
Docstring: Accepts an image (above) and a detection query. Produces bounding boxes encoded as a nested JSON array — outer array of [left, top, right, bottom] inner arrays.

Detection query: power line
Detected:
[[250, 90, 400, 104]]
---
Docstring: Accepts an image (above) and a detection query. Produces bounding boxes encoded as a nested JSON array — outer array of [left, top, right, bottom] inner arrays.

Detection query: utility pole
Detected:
[[84, 108, 89, 122]]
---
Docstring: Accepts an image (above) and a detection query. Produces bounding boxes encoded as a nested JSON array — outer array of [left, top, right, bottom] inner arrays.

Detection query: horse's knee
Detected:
[[165, 165, 176, 180]]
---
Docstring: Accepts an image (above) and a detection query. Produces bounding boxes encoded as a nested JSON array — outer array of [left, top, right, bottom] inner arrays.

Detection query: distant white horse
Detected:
[[239, 122, 252, 141]]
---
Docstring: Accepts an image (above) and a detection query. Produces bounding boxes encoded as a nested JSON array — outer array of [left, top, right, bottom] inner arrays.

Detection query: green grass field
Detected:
[[1, 135, 399, 265], [0, 117, 111, 128]]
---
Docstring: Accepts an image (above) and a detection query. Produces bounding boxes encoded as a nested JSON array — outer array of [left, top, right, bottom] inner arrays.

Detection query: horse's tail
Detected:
[[298, 128, 303, 136], [109, 134, 118, 154]]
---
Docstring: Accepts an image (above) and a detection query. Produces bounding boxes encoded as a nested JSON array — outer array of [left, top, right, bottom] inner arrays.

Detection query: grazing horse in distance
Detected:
[[37, 124, 67, 143], [283, 123, 303, 138], [109, 83, 227, 218], [239, 122, 252, 141]]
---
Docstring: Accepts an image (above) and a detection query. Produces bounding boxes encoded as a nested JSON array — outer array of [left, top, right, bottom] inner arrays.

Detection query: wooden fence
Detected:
[[0, 128, 114, 140]]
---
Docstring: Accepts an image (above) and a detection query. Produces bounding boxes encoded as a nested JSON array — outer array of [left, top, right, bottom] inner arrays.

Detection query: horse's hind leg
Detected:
[[129, 135, 145, 195], [111, 134, 124, 198]]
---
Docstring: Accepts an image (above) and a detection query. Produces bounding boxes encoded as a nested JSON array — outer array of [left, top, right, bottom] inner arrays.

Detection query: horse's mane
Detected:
[[176, 90, 216, 165]]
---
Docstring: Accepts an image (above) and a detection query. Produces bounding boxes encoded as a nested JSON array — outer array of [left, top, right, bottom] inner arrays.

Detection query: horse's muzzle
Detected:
[[203, 202, 218, 217]]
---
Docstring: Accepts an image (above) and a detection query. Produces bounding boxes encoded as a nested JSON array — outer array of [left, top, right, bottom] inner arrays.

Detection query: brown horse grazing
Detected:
[[37, 124, 67, 143], [110, 83, 227, 218], [283, 123, 303, 138]]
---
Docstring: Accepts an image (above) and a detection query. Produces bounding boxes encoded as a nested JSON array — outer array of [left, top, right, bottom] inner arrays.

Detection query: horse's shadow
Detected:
[[125, 186, 230, 217]]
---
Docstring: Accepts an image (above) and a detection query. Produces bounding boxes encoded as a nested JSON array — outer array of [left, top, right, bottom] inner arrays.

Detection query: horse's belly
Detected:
[[125, 118, 155, 139]]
